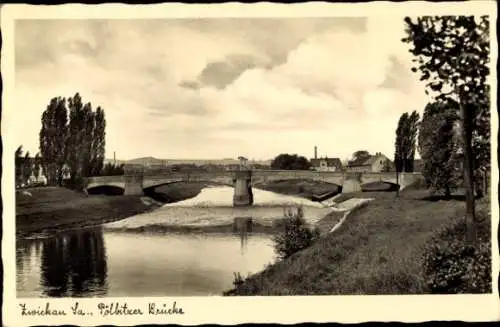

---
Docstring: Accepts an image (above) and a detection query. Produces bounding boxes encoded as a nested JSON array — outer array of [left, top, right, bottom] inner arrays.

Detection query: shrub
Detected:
[[422, 213, 491, 293], [232, 272, 245, 287], [273, 206, 320, 260]]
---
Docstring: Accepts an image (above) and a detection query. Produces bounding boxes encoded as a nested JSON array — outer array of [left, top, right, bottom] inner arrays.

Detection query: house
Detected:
[[347, 153, 391, 173], [27, 165, 48, 186], [310, 157, 343, 172]]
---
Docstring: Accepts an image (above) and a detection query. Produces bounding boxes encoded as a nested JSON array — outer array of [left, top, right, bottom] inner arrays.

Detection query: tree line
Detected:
[[15, 93, 114, 188]]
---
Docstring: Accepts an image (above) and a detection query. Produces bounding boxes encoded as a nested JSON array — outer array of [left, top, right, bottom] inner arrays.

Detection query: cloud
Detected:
[[14, 17, 428, 160], [181, 54, 263, 90]]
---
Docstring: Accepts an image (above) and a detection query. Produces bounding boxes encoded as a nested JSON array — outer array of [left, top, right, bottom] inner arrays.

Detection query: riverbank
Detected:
[[16, 187, 163, 238], [224, 189, 491, 295], [16, 181, 336, 238]]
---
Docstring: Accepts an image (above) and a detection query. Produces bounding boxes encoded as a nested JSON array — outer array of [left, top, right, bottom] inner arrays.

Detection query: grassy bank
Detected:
[[225, 189, 491, 295], [16, 181, 220, 238], [16, 187, 163, 238]]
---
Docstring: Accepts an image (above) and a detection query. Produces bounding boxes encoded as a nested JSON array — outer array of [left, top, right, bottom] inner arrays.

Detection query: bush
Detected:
[[422, 214, 491, 293], [232, 272, 245, 287], [273, 206, 320, 260], [64, 176, 85, 192]]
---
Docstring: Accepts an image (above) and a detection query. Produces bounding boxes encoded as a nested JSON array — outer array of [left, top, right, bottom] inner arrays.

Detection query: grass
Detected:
[[16, 187, 162, 238], [224, 188, 491, 295], [314, 210, 348, 235]]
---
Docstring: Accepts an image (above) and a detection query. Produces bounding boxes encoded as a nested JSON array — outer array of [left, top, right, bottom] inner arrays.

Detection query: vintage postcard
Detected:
[[1, 2, 499, 326]]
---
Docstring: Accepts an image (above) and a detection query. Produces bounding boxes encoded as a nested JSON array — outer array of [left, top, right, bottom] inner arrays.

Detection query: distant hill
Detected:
[[126, 156, 165, 166]]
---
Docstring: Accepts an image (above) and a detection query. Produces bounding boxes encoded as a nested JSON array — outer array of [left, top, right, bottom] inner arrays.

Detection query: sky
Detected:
[[14, 17, 429, 161]]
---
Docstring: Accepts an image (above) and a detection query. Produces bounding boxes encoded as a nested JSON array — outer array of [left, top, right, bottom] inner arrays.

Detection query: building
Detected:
[[308, 145, 343, 172], [346, 153, 391, 173], [27, 165, 48, 186], [310, 157, 343, 172]]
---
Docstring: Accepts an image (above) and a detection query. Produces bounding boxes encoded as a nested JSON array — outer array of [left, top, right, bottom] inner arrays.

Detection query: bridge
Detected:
[[84, 168, 424, 206]]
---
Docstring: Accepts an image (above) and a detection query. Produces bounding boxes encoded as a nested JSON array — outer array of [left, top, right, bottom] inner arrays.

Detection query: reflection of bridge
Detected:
[[84, 169, 424, 206]]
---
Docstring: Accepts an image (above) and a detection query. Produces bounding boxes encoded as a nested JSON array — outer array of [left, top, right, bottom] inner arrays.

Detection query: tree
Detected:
[[67, 93, 85, 183], [33, 153, 42, 180], [101, 163, 125, 176], [395, 111, 420, 173], [22, 152, 33, 184], [419, 101, 461, 197], [81, 102, 95, 178], [348, 150, 371, 166], [15, 146, 24, 186], [39, 97, 68, 185], [90, 106, 106, 176], [395, 113, 408, 174], [271, 154, 311, 170], [40, 93, 107, 186], [381, 160, 394, 172], [403, 15, 490, 246]]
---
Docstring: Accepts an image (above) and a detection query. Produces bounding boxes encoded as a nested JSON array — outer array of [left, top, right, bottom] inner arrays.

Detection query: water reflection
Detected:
[[233, 217, 252, 254], [41, 228, 108, 297], [17, 228, 108, 297], [17, 226, 275, 297]]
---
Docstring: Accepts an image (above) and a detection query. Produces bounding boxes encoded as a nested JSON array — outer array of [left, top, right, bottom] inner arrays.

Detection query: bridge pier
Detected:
[[342, 172, 362, 193], [124, 174, 144, 196], [233, 170, 253, 207]]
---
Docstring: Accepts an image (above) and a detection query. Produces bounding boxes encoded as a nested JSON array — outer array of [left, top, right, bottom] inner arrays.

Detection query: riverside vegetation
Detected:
[[225, 187, 491, 295]]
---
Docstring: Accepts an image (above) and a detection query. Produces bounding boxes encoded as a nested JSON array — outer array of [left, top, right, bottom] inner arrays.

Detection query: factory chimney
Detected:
[[314, 146, 318, 159]]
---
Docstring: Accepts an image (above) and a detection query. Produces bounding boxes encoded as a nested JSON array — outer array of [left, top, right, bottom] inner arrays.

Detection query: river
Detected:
[[16, 186, 335, 298]]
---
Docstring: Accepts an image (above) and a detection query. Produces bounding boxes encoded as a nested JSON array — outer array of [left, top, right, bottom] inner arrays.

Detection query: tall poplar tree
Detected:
[[67, 93, 85, 183], [91, 106, 106, 176], [394, 111, 420, 173], [39, 97, 68, 185]]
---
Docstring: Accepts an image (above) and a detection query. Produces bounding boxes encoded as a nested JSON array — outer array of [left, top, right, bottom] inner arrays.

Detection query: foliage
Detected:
[[348, 150, 371, 166], [22, 152, 33, 184], [271, 154, 311, 170], [273, 206, 320, 260], [33, 153, 42, 180], [15, 146, 24, 186], [232, 272, 245, 288], [15, 146, 44, 187], [403, 15, 490, 244], [39, 93, 106, 187], [422, 212, 491, 293], [381, 160, 395, 172], [101, 163, 125, 176], [418, 100, 461, 197], [394, 111, 420, 172], [40, 97, 68, 185]]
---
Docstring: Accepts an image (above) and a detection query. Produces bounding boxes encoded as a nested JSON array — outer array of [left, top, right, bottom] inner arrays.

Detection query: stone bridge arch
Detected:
[[84, 170, 424, 204]]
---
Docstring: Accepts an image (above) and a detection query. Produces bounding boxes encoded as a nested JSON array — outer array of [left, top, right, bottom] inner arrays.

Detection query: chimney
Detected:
[[314, 146, 317, 159], [113, 151, 116, 164]]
